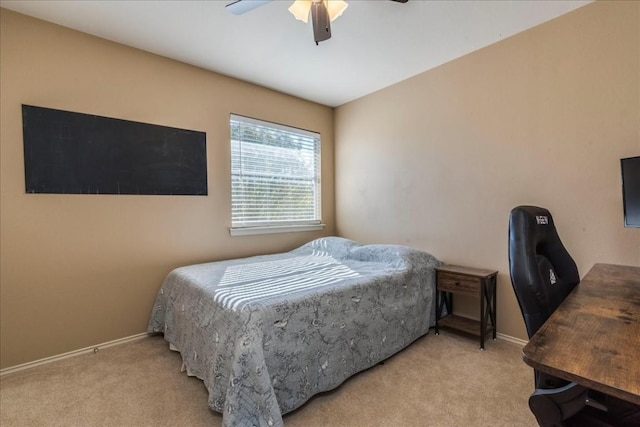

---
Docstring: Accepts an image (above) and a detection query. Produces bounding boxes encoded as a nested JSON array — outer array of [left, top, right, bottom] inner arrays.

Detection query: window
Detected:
[[230, 114, 323, 236]]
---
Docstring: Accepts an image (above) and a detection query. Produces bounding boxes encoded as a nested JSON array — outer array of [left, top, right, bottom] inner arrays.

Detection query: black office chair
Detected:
[[508, 205, 640, 427]]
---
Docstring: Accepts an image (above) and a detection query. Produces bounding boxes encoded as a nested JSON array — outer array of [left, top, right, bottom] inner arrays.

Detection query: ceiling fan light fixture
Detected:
[[288, 0, 312, 23], [288, 0, 348, 24], [326, 0, 348, 22]]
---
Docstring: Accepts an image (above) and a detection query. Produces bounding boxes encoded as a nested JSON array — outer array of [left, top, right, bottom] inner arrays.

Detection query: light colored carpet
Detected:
[[1, 331, 537, 426]]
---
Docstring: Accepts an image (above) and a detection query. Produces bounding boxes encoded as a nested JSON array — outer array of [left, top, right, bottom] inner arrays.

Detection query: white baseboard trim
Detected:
[[0, 332, 149, 377], [496, 332, 528, 347], [1, 331, 528, 377]]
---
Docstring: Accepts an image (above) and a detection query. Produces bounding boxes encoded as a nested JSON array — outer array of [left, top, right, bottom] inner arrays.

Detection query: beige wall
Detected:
[[335, 1, 640, 340], [0, 9, 335, 369]]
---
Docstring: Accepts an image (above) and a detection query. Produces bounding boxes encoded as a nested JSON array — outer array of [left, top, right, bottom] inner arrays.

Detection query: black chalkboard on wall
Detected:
[[22, 105, 208, 195]]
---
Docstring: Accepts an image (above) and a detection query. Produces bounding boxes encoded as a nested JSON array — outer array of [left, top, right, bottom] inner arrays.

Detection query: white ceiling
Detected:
[[0, 0, 592, 107]]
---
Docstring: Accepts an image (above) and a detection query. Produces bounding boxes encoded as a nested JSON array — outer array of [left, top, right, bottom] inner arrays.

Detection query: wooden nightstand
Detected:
[[434, 265, 498, 349]]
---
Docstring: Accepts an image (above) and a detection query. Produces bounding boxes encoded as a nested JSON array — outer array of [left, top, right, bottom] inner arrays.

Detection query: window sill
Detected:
[[229, 223, 325, 237]]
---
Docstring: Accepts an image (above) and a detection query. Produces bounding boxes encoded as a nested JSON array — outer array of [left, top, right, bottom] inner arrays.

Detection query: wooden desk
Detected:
[[522, 263, 640, 406]]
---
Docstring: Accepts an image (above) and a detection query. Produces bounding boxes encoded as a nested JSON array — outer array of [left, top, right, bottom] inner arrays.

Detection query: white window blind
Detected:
[[230, 114, 321, 232]]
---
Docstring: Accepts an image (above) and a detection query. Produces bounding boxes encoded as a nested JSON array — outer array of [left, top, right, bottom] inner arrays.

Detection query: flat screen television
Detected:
[[621, 156, 640, 228]]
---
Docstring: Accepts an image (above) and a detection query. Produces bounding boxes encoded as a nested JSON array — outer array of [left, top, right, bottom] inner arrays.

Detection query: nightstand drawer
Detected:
[[437, 273, 480, 297]]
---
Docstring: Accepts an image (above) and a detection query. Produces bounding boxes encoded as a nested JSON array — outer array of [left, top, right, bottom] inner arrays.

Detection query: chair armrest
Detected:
[[529, 382, 588, 427]]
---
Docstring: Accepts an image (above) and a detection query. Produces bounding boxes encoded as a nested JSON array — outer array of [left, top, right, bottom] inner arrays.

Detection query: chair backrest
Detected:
[[508, 206, 580, 339]]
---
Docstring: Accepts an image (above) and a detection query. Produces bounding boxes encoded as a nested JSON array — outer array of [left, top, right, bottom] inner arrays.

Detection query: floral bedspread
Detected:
[[147, 237, 441, 427]]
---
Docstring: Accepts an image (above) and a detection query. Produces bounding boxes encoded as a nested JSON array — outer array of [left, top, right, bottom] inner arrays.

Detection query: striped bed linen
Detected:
[[148, 236, 441, 427]]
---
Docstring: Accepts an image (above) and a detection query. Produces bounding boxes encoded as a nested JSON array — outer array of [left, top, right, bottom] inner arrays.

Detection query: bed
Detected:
[[147, 236, 441, 427]]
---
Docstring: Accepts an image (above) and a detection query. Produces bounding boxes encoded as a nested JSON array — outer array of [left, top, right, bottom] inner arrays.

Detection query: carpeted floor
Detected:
[[0, 331, 537, 426]]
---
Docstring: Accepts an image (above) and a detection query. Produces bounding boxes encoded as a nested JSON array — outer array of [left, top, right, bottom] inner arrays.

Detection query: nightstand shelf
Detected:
[[437, 314, 494, 337], [434, 265, 498, 349]]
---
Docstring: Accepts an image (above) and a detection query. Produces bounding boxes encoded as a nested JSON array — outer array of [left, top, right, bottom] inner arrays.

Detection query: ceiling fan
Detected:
[[226, 0, 409, 45]]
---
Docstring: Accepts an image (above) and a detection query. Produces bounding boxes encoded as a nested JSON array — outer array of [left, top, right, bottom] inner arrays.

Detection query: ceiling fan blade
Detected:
[[225, 0, 272, 15], [390, 0, 409, 3]]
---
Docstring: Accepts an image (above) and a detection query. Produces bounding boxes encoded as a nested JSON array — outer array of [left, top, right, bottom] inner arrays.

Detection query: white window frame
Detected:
[[229, 114, 324, 236]]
